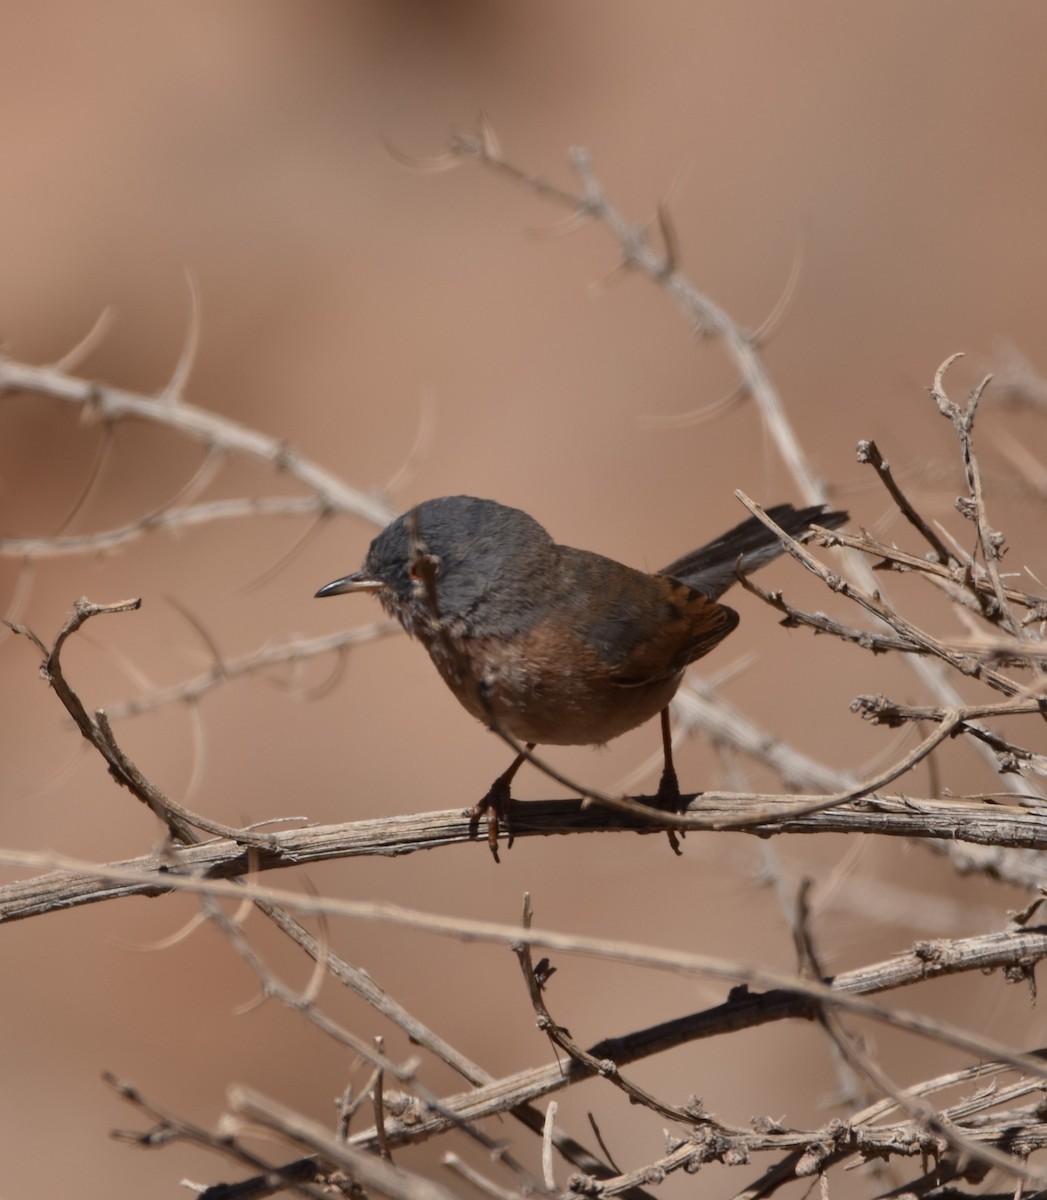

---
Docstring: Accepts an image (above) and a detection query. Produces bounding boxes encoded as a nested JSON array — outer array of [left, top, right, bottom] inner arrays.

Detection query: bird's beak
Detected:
[[315, 571, 385, 598]]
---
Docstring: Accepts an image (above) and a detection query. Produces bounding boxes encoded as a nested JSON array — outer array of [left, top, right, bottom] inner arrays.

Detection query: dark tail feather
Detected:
[[660, 504, 847, 600]]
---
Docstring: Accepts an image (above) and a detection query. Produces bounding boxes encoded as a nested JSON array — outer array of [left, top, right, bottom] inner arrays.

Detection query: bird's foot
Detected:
[[468, 778, 513, 863], [468, 747, 531, 863], [653, 764, 685, 856]]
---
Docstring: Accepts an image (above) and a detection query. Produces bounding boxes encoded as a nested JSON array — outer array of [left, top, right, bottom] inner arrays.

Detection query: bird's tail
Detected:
[[659, 504, 847, 600]]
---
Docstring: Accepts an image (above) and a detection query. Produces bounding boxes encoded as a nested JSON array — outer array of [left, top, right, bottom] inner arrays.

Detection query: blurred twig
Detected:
[[0, 354, 395, 563]]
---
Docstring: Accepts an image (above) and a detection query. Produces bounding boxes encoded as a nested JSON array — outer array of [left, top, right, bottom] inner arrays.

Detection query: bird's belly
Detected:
[[427, 632, 682, 746], [485, 673, 681, 745]]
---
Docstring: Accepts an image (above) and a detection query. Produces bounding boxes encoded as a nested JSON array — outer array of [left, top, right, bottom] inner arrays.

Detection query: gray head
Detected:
[[315, 495, 555, 636]]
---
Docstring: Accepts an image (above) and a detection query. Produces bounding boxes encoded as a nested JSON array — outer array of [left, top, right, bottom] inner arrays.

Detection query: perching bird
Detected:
[[317, 495, 846, 858]]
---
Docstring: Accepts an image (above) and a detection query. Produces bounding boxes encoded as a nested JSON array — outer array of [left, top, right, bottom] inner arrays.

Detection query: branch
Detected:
[[82, 862, 1047, 1191], [227, 1085, 462, 1200], [410, 140, 1047, 810], [8, 789, 1047, 923], [104, 621, 400, 719], [736, 493, 1026, 699], [857, 438, 953, 563], [445, 128, 828, 507], [0, 355, 394, 560], [932, 355, 1024, 639]]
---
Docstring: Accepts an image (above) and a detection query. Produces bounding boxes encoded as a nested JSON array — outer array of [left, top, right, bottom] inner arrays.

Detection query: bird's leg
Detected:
[[653, 707, 684, 856], [469, 744, 534, 862]]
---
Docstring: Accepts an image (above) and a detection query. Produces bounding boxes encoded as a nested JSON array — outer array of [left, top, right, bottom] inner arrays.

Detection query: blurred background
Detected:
[[2, 3, 1047, 1196]]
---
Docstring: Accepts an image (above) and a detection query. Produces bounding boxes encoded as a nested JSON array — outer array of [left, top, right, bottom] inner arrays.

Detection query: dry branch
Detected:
[[7, 789, 1047, 925], [0, 354, 394, 562], [7, 127, 1047, 1199]]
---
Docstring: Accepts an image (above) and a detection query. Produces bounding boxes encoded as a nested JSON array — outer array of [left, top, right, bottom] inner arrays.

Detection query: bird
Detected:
[[316, 495, 846, 859]]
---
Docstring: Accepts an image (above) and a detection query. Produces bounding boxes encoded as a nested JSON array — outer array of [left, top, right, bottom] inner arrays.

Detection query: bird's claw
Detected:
[[653, 765, 685, 856], [468, 779, 513, 863]]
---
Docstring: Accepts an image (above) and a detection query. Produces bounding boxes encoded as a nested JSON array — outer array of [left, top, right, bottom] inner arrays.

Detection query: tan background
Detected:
[[2, 3, 1046, 1196]]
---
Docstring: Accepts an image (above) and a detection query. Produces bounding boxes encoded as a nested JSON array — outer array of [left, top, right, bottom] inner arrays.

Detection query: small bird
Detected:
[[317, 495, 846, 858]]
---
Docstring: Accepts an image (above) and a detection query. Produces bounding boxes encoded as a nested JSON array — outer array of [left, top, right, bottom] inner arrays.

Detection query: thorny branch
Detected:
[[6, 361, 1047, 1190], [6, 128, 1047, 1198], [438, 125, 1047, 827], [0, 355, 395, 548], [100, 863, 1047, 1195], [931, 354, 1024, 640], [3, 602, 639, 1197], [442, 124, 826, 505], [85, 799, 1047, 1192], [8, 786, 1047, 926]]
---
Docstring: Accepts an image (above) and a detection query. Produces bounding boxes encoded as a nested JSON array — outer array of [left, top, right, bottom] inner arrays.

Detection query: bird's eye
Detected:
[[408, 553, 441, 585]]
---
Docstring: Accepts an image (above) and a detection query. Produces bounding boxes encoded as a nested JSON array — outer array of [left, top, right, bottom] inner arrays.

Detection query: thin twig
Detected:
[[857, 439, 953, 564], [0, 356, 395, 532]]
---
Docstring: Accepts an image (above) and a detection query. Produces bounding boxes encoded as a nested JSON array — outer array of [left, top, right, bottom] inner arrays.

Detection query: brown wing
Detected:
[[610, 579, 739, 687]]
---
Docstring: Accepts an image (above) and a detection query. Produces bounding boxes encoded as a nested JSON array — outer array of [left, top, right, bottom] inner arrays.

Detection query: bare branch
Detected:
[[857, 439, 953, 564], [227, 1085, 462, 1200], [0, 356, 394, 538], [9, 785, 1047, 924]]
